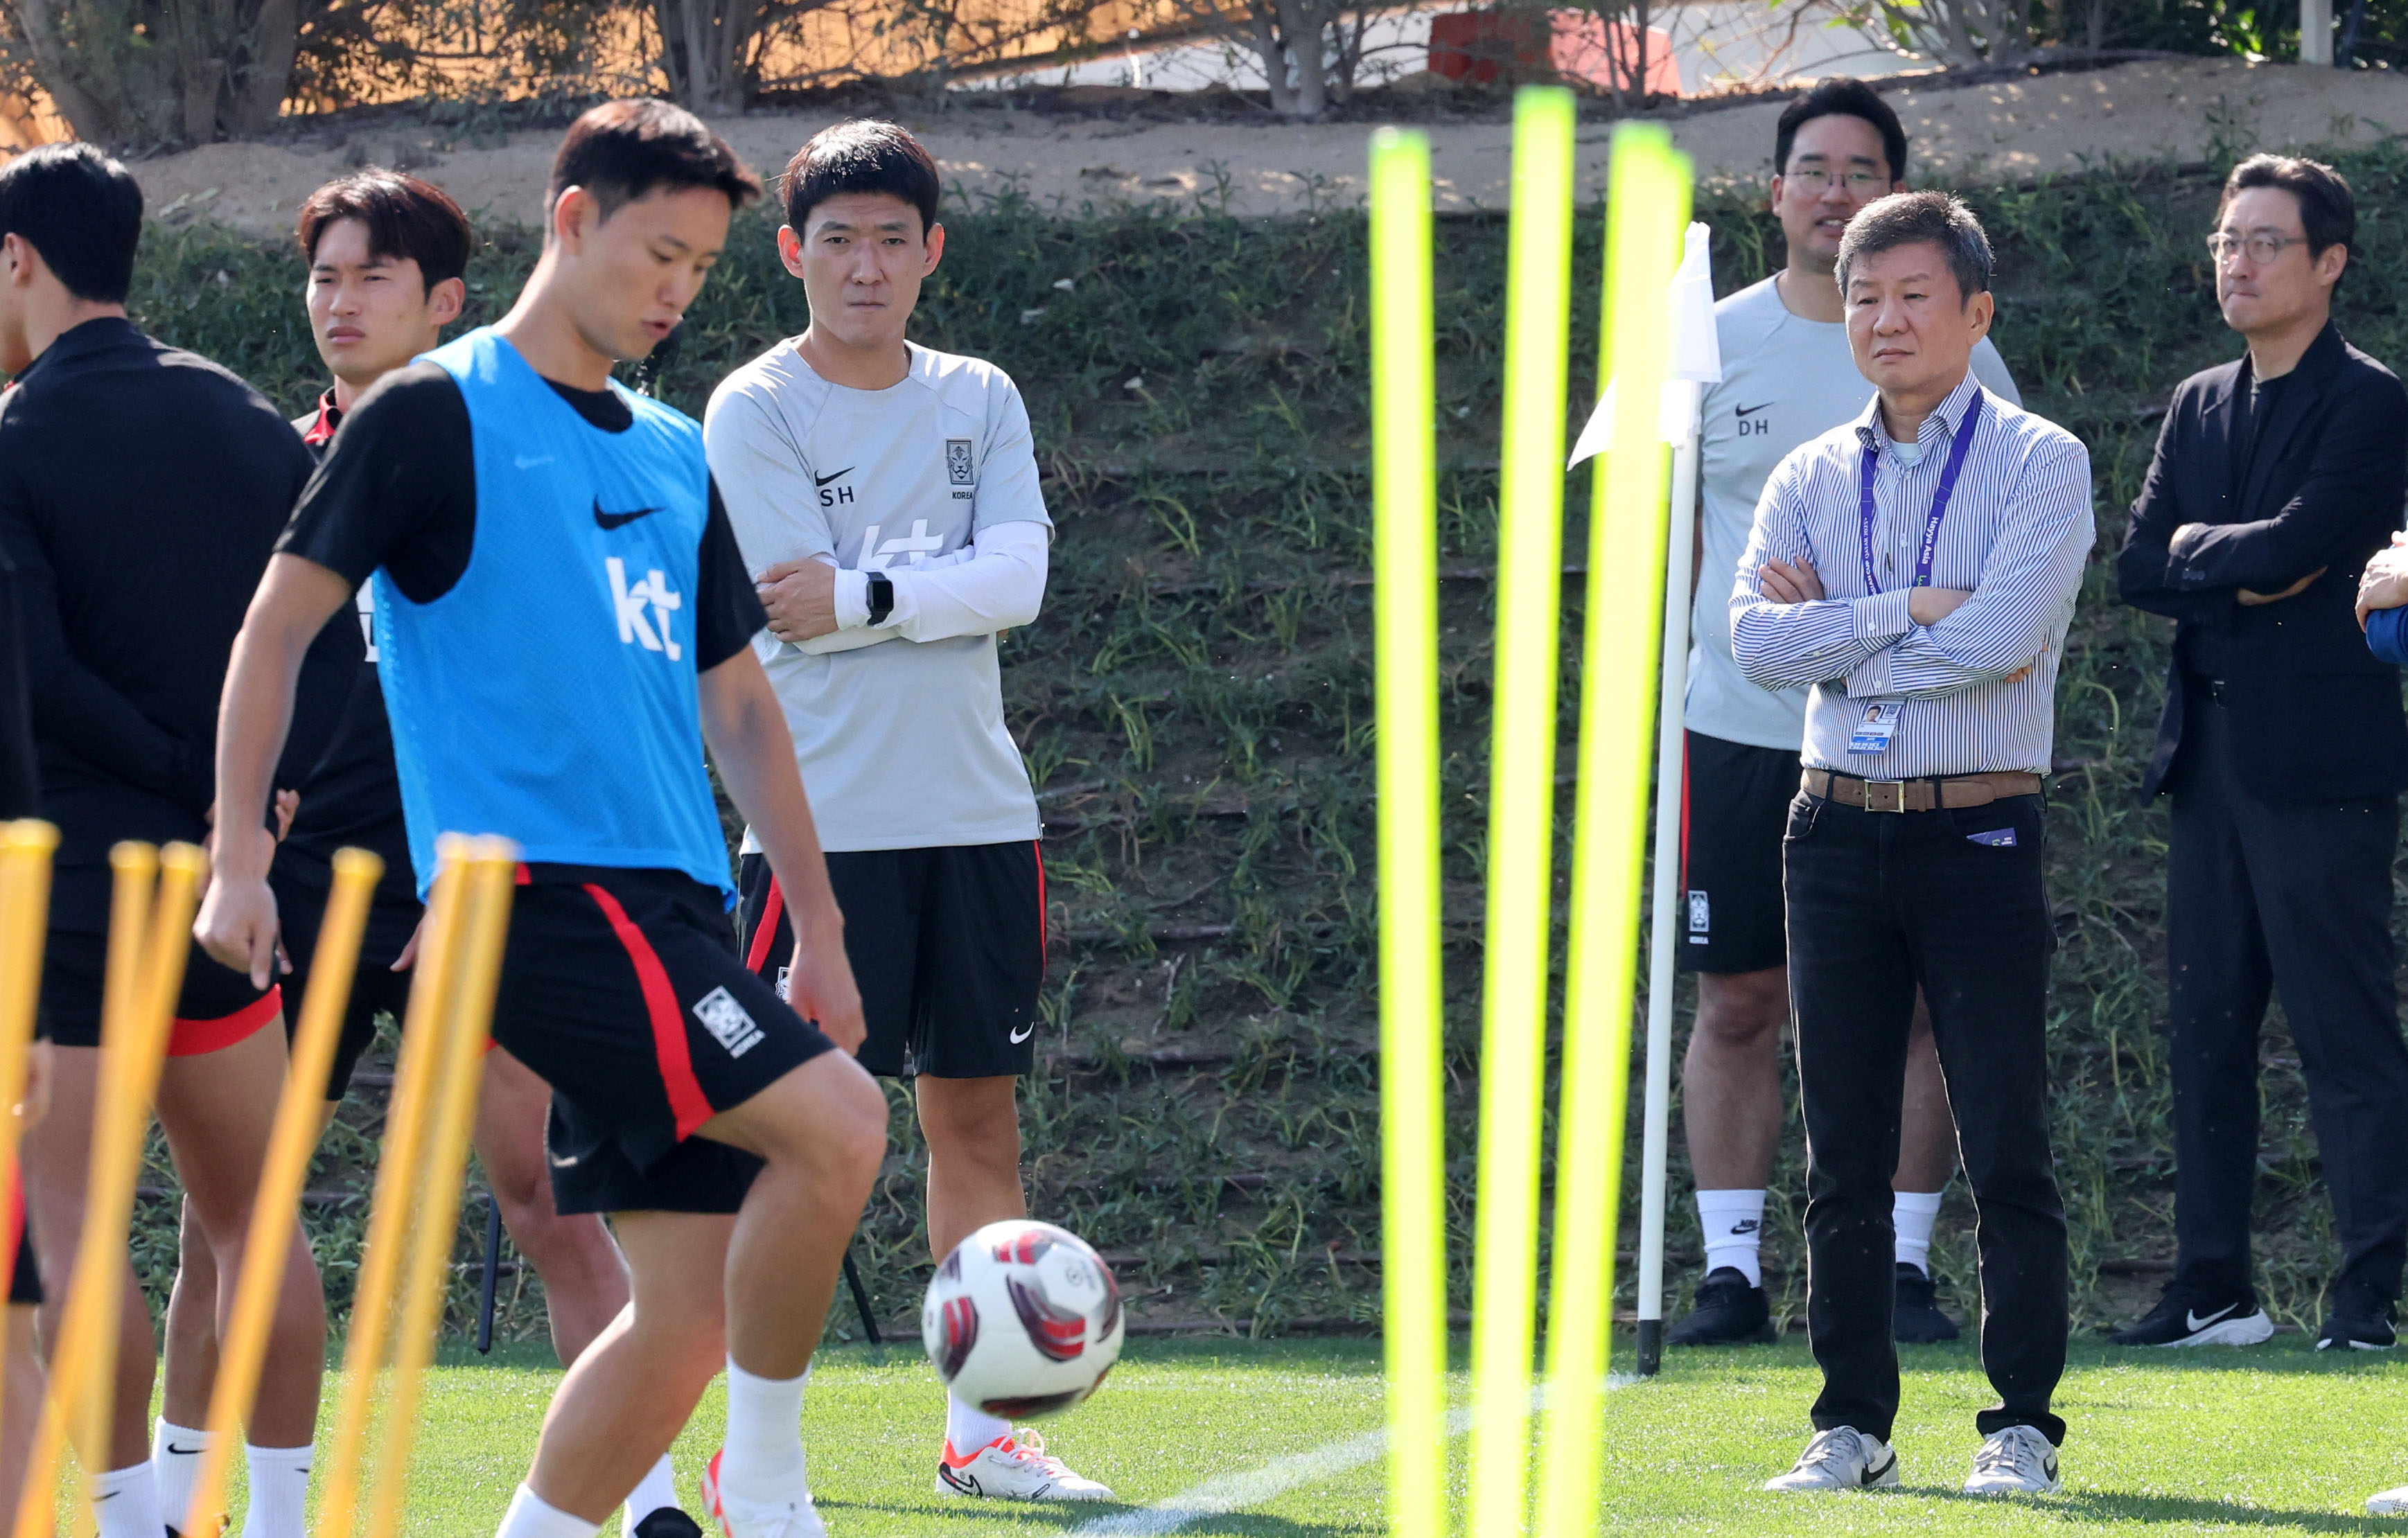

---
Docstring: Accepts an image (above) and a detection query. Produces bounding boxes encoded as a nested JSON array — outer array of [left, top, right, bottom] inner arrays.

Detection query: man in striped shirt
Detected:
[[1730, 191, 2092, 1497]]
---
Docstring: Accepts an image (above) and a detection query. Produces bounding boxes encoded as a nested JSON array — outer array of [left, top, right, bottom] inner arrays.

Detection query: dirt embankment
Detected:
[[130, 57, 2402, 232]]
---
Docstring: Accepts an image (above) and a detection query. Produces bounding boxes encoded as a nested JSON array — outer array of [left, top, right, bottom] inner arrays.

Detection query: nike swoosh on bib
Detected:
[[1010, 1023, 1035, 1044], [593, 499, 662, 531], [2187, 1302, 2239, 1331]]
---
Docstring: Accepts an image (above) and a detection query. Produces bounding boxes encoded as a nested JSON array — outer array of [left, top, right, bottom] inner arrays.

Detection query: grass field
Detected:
[[297, 1334, 2408, 1535]]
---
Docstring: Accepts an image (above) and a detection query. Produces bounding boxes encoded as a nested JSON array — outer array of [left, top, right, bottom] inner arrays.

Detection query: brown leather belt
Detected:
[[1801, 768, 2044, 813]]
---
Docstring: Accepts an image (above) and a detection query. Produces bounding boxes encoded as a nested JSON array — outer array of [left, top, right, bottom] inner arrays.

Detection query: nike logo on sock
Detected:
[[2187, 1302, 2240, 1331], [1730, 1219, 1760, 1235], [165, 1442, 203, 1454]]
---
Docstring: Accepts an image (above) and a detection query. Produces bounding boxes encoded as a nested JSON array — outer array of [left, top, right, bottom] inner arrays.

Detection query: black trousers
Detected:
[[2165, 690, 2408, 1302], [1786, 789, 2068, 1445]]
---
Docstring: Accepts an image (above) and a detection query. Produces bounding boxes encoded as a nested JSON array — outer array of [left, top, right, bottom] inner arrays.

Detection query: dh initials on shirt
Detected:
[[859, 520, 944, 570], [607, 556, 683, 661]]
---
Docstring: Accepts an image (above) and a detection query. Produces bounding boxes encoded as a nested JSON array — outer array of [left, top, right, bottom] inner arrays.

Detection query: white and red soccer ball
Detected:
[[921, 1219, 1125, 1419]]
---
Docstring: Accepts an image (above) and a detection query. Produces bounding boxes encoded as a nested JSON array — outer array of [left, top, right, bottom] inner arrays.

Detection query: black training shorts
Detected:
[[272, 847, 422, 1101], [39, 928, 281, 1056], [737, 841, 1045, 1081], [1676, 731, 1801, 977], [493, 867, 833, 1217]]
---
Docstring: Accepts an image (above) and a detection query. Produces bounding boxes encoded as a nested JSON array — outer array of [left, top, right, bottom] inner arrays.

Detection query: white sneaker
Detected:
[[2369, 1484, 2408, 1514], [935, 1429, 1114, 1501], [701, 1449, 828, 1538], [1964, 1425, 2062, 1496], [1763, 1427, 1899, 1491]]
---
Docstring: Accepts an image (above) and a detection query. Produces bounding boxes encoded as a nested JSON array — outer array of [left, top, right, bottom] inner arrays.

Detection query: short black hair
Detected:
[[1836, 190, 1994, 304], [297, 170, 475, 290], [781, 120, 942, 236], [0, 143, 143, 305], [1775, 78, 1909, 185], [547, 98, 761, 226], [2221, 153, 2355, 260]]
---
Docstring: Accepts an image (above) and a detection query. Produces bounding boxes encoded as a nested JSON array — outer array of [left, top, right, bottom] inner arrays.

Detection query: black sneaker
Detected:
[[1893, 1262, 1961, 1343], [632, 1509, 706, 1538], [1667, 1266, 1776, 1346], [2107, 1282, 2274, 1347], [2318, 1283, 2398, 1351]]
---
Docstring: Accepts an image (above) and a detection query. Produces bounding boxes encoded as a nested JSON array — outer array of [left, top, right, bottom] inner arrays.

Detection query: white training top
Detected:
[[1688, 274, 2021, 752], [704, 339, 1053, 854]]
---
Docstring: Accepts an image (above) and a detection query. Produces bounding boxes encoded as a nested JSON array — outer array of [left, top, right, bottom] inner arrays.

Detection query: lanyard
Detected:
[[1856, 391, 1985, 595]]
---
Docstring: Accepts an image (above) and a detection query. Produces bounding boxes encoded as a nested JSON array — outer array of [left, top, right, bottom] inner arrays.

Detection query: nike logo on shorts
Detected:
[[1010, 1023, 1035, 1044]]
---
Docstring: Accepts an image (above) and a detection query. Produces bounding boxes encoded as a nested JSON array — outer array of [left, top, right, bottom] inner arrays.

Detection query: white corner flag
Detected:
[[1568, 220, 1723, 467]]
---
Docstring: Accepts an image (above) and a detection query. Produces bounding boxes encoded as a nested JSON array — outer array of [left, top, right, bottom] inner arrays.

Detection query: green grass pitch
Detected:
[[230, 1334, 2408, 1534]]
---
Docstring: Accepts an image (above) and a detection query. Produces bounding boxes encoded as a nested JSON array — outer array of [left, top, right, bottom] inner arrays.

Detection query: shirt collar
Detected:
[[302, 389, 342, 448], [16, 315, 139, 385], [1853, 370, 1985, 458]]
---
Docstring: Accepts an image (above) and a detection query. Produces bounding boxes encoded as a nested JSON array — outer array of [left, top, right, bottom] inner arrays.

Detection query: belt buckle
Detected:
[[1862, 779, 1907, 813]]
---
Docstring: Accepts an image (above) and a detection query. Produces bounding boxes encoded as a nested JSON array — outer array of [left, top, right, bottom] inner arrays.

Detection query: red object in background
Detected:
[[1427, 8, 1682, 96]]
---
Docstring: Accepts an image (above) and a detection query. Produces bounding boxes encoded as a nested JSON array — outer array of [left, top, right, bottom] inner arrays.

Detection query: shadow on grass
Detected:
[[814, 1499, 1378, 1535], [1910, 1487, 2398, 1532]]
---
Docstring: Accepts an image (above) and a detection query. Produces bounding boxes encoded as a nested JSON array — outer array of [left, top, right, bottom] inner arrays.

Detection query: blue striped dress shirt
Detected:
[[1728, 371, 2094, 778]]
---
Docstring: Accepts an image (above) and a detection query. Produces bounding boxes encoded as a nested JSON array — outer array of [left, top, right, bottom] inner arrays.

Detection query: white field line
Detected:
[[1068, 1375, 1639, 1535]]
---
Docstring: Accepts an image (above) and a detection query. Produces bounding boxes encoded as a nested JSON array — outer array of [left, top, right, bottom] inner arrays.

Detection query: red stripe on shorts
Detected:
[[583, 883, 712, 1141], [744, 874, 785, 976], [1034, 841, 1048, 972], [168, 985, 283, 1057]]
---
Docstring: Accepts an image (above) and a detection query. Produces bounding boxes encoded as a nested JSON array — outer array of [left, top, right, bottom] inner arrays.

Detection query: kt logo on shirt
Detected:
[[608, 557, 684, 661]]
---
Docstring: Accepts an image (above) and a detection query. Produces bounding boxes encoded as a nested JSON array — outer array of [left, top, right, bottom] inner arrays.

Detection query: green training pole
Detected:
[[1369, 125, 1448, 1538], [1468, 83, 1576, 1538], [1533, 125, 1692, 1538]]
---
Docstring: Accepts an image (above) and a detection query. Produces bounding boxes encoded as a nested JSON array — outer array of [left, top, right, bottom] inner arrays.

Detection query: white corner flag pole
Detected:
[[1576, 222, 1720, 1377]]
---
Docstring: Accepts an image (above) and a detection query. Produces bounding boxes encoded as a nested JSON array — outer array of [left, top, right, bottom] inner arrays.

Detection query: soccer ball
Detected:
[[921, 1219, 1125, 1420]]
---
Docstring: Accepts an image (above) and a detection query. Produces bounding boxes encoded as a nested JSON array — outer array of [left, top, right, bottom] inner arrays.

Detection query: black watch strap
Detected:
[[865, 569, 895, 626]]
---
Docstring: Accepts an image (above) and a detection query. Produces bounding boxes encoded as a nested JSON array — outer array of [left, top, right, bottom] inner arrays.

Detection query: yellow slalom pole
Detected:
[[1534, 125, 1691, 1538], [1369, 126, 1447, 1538], [0, 820, 58, 1464], [361, 838, 513, 1538], [1469, 82, 1576, 1538], [180, 847, 385, 1538], [314, 838, 473, 1538]]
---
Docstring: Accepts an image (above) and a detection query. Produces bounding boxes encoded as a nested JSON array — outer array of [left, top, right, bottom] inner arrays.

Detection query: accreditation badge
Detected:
[[1847, 700, 1905, 756]]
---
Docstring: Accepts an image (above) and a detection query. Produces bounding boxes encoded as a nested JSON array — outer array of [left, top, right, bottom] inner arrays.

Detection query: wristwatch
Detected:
[[865, 569, 895, 626]]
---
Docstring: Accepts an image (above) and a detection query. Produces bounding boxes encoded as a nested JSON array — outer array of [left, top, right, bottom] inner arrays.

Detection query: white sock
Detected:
[[494, 1483, 599, 1538], [238, 1442, 312, 1538], [945, 1393, 1012, 1458], [93, 1462, 164, 1538], [623, 1453, 679, 1528], [152, 1419, 212, 1531], [1894, 1188, 1946, 1276], [1696, 1188, 1767, 1288], [719, 1359, 809, 1510]]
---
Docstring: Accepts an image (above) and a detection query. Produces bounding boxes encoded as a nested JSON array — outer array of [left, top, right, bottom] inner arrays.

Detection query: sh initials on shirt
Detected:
[[607, 556, 683, 660]]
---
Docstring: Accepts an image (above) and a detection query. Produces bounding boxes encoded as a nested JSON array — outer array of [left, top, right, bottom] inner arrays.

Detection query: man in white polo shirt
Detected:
[[1671, 78, 2022, 1350], [705, 118, 1111, 1505]]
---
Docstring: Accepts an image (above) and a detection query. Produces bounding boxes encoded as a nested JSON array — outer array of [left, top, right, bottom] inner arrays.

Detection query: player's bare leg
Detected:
[[1, 1303, 43, 1535], [917, 1075, 1025, 1257], [1678, 971, 1961, 1344], [475, 1046, 630, 1365], [917, 1073, 1111, 1500], [520, 1212, 731, 1521], [21, 1045, 161, 1485], [518, 1052, 882, 1531]]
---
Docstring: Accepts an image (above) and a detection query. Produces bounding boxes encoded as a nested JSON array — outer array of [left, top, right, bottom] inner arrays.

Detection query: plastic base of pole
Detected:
[[1635, 1319, 1664, 1378]]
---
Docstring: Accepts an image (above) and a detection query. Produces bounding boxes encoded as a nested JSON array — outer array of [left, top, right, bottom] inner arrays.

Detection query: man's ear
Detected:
[[1966, 288, 1996, 342], [550, 186, 595, 251], [0, 233, 37, 290], [2319, 242, 2349, 289], [922, 221, 945, 277], [777, 224, 806, 281], [428, 274, 467, 328]]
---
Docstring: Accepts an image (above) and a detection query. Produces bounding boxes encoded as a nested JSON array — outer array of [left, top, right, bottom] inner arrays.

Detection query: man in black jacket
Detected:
[[0, 143, 358, 1537], [2116, 153, 2408, 1352]]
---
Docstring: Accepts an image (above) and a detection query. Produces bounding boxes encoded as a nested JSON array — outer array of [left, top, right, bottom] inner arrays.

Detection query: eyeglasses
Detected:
[[1784, 168, 1888, 195], [2206, 231, 2309, 264]]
